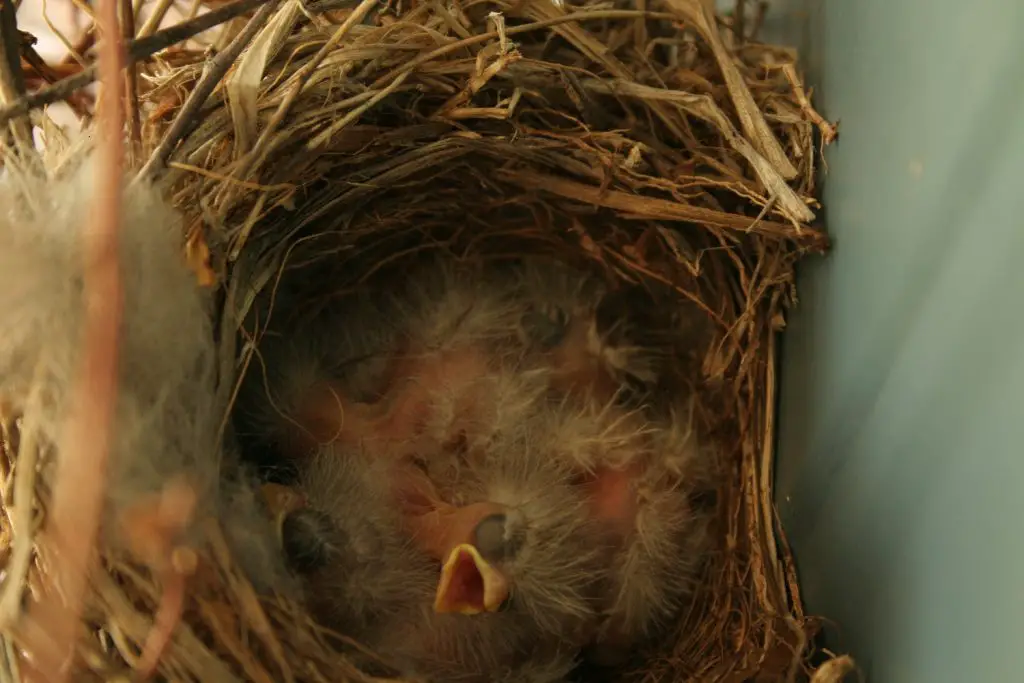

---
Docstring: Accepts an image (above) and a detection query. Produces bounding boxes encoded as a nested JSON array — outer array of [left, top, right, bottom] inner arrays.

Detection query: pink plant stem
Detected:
[[24, 0, 125, 679]]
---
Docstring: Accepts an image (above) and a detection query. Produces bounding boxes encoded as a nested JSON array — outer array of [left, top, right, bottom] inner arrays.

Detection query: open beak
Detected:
[[434, 543, 509, 615]]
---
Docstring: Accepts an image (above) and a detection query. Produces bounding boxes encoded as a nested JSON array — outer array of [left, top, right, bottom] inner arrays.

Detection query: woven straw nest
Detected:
[[0, 0, 854, 680]]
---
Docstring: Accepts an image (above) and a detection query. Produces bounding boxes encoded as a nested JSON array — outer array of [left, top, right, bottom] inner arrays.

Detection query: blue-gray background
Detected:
[[735, 0, 1024, 680]]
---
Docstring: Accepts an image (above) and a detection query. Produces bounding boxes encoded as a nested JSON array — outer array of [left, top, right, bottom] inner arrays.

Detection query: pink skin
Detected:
[[286, 344, 495, 457], [388, 461, 506, 562], [582, 464, 641, 539], [290, 327, 646, 542], [287, 344, 508, 562], [543, 313, 646, 541], [543, 310, 656, 659], [544, 316, 623, 406]]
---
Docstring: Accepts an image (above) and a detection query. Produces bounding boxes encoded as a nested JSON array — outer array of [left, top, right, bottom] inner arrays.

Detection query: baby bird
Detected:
[[233, 284, 401, 465], [283, 383, 608, 683], [239, 257, 621, 680], [237, 253, 714, 677], [509, 257, 714, 665], [234, 254, 527, 465], [511, 258, 662, 406], [0, 147, 289, 594]]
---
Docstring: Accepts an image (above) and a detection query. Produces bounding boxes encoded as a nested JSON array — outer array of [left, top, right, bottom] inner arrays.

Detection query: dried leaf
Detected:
[[810, 655, 858, 683], [185, 224, 217, 288], [226, 0, 301, 157], [663, 0, 799, 179]]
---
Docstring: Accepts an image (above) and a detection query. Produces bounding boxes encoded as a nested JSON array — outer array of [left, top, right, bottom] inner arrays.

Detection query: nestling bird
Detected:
[[240, 257, 608, 679], [239, 252, 715, 677], [509, 257, 715, 664], [281, 375, 610, 682], [511, 258, 663, 405], [234, 254, 529, 464]]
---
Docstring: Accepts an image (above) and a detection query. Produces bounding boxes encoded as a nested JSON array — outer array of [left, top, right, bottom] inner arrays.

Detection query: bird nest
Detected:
[[0, 0, 852, 680]]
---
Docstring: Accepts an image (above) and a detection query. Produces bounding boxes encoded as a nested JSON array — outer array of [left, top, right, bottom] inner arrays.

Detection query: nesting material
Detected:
[[0, 0, 843, 680]]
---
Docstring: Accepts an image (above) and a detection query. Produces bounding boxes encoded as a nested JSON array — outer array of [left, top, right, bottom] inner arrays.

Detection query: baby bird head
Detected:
[[512, 256, 714, 411], [286, 444, 438, 636], [511, 259, 656, 406], [429, 435, 612, 644]]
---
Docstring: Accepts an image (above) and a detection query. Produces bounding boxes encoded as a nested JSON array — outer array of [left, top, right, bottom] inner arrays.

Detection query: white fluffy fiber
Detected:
[[0, 145, 285, 589]]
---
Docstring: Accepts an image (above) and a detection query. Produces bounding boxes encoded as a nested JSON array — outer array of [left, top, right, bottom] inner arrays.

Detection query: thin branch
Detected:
[[0, 0, 32, 148], [496, 169, 828, 249], [62, 22, 95, 64], [0, 0, 25, 97], [0, 370, 45, 630], [121, 0, 141, 157], [734, 0, 746, 43], [19, 41, 93, 118], [0, 0, 275, 127], [137, 0, 174, 38], [137, 0, 283, 181]]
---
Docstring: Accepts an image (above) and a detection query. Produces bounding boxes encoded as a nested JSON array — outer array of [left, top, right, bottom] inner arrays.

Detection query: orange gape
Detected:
[[390, 458, 512, 615]]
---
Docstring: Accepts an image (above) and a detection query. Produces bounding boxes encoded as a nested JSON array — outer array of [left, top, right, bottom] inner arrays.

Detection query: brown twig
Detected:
[[0, 0, 275, 128], [496, 170, 828, 249], [117, 478, 200, 679], [22, 0, 125, 676], [137, 569, 189, 679], [137, 0, 175, 37], [0, 0, 32, 148], [19, 46, 93, 117], [664, 0, 798, 179], [781, 63, 838, 146], [137, 0, 282, 181], [120, 0, 140, 158], [0, 1, 25, 97], [733, 0, 746, 43], [222, 0, 381, 201], [0, 372, 44, 630], [61, 23, 95, 64]]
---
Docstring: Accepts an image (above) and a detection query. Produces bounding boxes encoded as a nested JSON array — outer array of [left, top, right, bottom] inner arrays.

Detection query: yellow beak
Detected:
[[434, 543, 510, 615]]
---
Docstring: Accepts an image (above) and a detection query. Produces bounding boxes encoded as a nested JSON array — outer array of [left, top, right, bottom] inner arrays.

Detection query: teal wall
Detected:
[[757, 0, 1024, 680]]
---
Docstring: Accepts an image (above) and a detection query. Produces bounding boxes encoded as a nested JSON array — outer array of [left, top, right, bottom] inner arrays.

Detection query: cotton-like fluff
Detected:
[[0, 147, 288, 592]]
